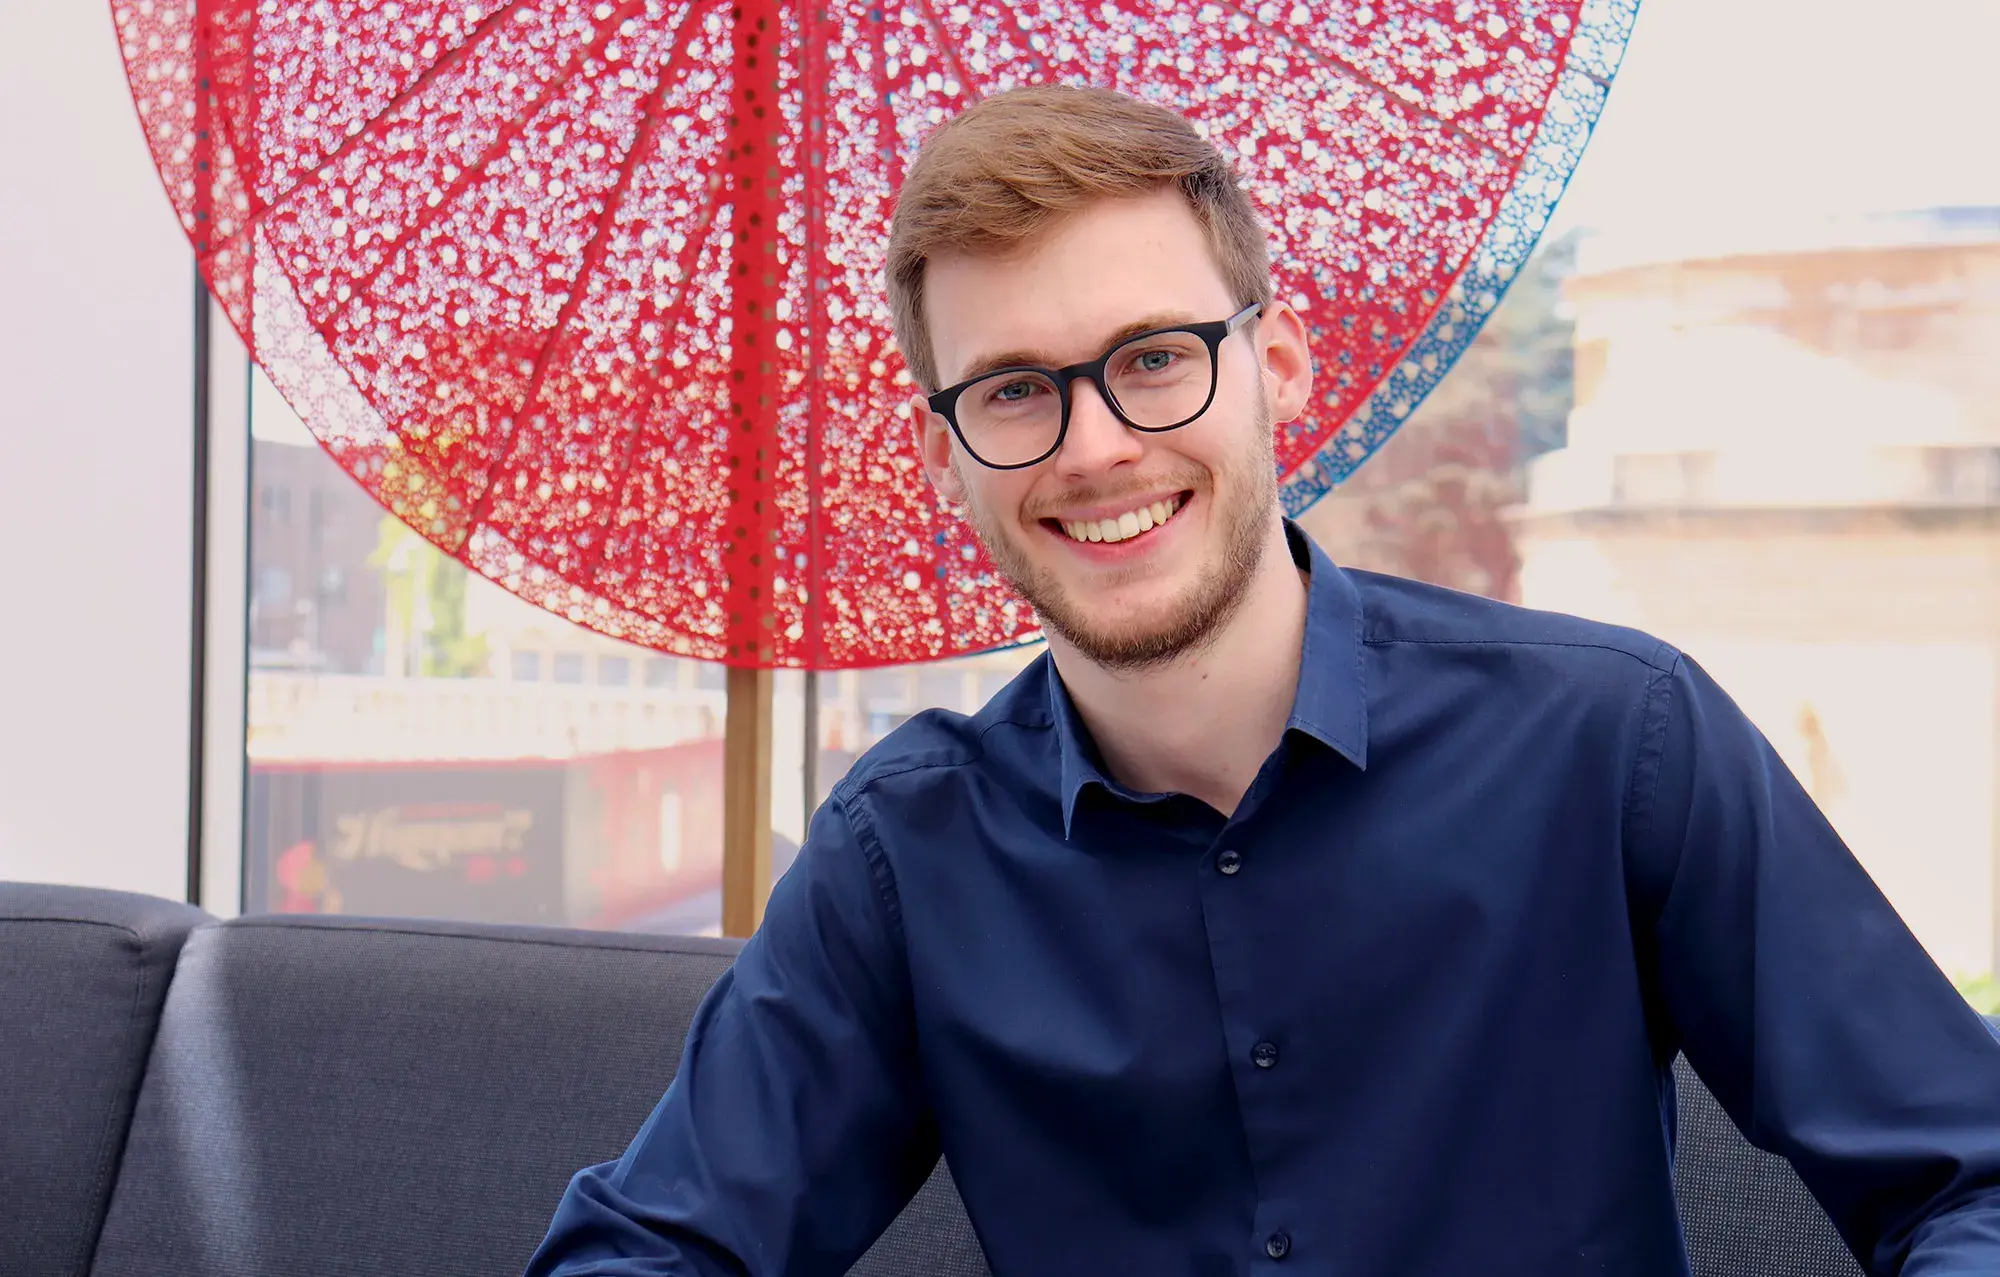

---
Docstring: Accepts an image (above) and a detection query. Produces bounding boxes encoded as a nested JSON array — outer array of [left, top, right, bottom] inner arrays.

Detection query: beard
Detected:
[[956, 397, 1278, 673]]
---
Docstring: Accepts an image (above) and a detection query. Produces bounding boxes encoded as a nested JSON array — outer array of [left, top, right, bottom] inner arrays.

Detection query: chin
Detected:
[[1038, 580, 1223, 670]]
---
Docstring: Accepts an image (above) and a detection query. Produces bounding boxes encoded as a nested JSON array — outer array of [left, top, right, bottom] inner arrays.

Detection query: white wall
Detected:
[[0, 2, 197, 899]]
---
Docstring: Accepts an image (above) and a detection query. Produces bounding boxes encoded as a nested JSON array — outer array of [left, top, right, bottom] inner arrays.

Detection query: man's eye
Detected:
[[988, 379, 1042, 403], [1131, 349, 1179, 373]]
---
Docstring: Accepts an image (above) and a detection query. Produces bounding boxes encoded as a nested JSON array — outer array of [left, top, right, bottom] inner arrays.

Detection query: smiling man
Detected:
[[528, 86, 2000, 1276]]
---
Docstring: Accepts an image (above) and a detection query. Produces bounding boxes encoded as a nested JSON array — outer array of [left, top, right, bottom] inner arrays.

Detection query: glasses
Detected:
[[927, 303, 1264, 470]]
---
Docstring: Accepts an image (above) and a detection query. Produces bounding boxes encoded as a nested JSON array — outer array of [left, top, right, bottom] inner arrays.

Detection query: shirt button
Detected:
[[1266, 1232, 1292, 1260], [1252, 1040, 1279, 1069], [1216, 849, 1243, 875]]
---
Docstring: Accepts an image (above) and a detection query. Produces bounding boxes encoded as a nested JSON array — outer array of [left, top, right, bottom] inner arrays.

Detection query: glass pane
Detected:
[[809, 646, 1043, 811], [1297, 59, 2000, 1005], [243, 375, 731, 936], [1503, 216, 2000, 1000]]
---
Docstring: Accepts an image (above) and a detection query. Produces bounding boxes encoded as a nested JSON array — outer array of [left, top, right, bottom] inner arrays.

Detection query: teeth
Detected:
[[1060, 496, 1183, 545]]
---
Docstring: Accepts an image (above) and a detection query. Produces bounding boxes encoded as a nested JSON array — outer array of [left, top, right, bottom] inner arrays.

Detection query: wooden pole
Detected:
[[802, 669, 819, 819], [722, 665, 774, 937]]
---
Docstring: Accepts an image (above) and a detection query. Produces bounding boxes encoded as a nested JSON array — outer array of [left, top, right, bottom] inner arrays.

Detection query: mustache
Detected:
[[1022, 473, 1205, 521]]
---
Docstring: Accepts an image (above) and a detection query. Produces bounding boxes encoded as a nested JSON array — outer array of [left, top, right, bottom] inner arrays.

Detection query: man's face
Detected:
[[913, 189, 1312, 670]]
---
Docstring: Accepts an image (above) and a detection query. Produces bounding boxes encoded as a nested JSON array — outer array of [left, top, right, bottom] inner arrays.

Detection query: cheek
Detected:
[[966, 471, 1035, 521]]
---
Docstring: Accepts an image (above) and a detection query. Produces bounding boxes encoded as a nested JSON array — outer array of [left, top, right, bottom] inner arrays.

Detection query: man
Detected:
[[528, 85, 2000, 1275]]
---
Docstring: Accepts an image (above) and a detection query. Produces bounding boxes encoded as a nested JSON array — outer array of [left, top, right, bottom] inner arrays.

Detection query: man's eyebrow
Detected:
[[950, 311, 1200, 385]]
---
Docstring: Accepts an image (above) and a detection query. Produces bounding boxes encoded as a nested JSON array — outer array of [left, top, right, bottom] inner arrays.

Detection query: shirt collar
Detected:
[[1050, 518, 1370, 836]]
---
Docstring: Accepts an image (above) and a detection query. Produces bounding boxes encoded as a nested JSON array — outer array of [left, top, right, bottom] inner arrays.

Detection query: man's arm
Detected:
[[524, 792, 938, 1276], [1628, 653, 2000, 1274]]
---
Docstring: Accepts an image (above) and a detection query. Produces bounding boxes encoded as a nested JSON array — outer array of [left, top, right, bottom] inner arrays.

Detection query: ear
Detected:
[[1255, 301, 1314, 426], [911, 394, 968, 506]]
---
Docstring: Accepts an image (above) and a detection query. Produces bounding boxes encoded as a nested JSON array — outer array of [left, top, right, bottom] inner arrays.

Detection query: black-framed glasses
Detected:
[[927, 302, 1264, 470]]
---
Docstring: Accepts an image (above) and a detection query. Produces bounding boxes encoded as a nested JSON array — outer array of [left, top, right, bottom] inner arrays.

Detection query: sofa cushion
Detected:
[[0, 883, 208, 1277], [89, 915, 988, 1277]]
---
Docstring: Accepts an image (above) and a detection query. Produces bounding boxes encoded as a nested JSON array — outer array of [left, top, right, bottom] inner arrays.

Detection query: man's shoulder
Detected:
[[1344, 567, 1681, 680], [829, 654, 1058, 807]]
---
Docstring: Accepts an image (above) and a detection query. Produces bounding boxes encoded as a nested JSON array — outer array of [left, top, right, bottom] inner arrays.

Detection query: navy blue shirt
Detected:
[[530, 523, 2000, 1275]]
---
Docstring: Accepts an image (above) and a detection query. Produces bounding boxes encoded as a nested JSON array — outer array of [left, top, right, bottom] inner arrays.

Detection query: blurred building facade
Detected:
[[1514, 207, 2000, 982], [245, 432, 1036, 936]]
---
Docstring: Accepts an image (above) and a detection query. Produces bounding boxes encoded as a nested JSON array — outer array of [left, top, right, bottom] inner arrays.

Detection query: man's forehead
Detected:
[[922, 198, 1235, 385]]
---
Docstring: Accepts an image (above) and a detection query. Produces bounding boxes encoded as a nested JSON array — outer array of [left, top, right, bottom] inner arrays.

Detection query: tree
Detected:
[[1298, 231, 1579, 602], [370, 514, 491, 678]]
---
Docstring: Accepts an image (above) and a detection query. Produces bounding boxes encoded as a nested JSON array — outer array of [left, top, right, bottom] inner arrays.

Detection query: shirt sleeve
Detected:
[[524, 791, 938, 1277], [1629, 651, 2000, 1275]]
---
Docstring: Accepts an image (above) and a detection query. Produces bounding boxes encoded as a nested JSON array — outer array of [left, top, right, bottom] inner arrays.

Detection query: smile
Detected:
[[1053, 494, 1188, 545]]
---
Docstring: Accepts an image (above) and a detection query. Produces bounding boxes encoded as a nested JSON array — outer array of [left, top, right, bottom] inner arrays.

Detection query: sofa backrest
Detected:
[[0, 884, 209, 1277], [88, 914, 988, 1277], [2, 883, 1931, 1277]]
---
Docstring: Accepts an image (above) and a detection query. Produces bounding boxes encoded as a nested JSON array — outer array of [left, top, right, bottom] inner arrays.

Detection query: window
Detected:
[[977, 669, 1019, 705], [227, 5, 1997, 1013], [1610, 452, 1718, 506], [810, 649, 1037, 804], [241, 383, 727, 936], [256, 565, 292, 610], [1290, 18, 1998, 1008], [915, 669, 966, 714]]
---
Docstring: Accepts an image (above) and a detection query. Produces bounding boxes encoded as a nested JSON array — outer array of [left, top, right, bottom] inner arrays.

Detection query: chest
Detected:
[[895, 748, 1639, 1115]]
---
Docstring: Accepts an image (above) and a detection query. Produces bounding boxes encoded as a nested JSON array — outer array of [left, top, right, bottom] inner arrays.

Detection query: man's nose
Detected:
[[1055, 378, 1145, 475]]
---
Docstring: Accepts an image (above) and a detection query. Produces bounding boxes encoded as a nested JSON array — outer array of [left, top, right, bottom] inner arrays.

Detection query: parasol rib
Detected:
[[249, 0, 646, 227], [460, 0, 716, 538], [1204, 0, 1512, 160]]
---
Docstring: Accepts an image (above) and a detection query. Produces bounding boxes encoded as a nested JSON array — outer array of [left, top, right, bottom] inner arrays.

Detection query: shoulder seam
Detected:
[[830, 790, 909, 955], [1622, 652, 1687, 927], [1364, 633, 1679, 674], [830, 713, 1053, 801]]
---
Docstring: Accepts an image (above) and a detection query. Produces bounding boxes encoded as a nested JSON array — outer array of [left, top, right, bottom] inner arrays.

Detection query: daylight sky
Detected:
[[1551, 0, 2000, 240]]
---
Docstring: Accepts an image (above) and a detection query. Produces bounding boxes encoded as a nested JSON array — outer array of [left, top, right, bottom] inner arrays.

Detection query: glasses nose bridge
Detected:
[[1058, 357, 1128, 429]]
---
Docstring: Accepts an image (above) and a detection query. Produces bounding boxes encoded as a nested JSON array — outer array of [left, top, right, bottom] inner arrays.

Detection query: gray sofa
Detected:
[[3, 881, 1910, 1276]]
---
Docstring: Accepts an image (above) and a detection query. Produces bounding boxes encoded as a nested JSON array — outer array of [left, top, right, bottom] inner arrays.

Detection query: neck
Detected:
[[1048, 514, 1309, 817]]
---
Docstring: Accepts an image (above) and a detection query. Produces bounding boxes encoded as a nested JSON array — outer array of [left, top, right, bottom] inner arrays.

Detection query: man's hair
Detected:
[[886, 84, 1274, 393]]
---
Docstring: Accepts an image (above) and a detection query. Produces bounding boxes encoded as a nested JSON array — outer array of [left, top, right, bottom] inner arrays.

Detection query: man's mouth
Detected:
[[1049, 493, 1189, 545]]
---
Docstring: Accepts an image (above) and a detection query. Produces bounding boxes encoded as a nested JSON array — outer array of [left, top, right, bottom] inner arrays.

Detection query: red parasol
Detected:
[[113, 0, 1637, 669]]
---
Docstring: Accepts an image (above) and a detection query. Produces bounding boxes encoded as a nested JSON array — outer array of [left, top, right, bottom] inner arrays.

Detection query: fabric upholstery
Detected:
[[89, 916, 988, 1277], [43, 890, 1980, 1277], [1673, 1055, 1863, 1277], [849, 1166, 991, 1277], [0, 883, 208, 1277]]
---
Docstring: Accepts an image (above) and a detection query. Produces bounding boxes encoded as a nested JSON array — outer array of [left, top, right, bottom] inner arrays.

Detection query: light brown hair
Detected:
[[886, 84, 1274, 393]]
